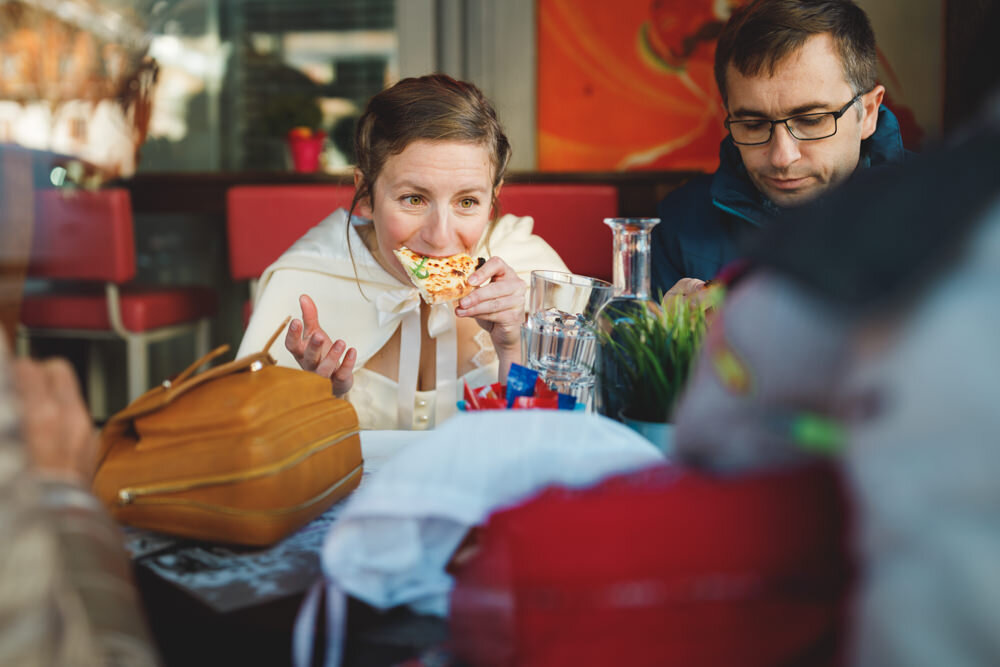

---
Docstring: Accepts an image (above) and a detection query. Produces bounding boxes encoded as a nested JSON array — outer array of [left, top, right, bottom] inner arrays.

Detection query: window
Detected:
[[138, 0, 398, 172]]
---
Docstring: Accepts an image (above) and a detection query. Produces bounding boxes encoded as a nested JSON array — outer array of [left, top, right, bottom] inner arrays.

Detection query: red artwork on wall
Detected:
[[538, 0, 736, 172]]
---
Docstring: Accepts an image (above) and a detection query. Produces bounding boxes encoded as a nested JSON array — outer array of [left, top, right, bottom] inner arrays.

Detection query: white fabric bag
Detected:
[[293, 410, 664, 666]]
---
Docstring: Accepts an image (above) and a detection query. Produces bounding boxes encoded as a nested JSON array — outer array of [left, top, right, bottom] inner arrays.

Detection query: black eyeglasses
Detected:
[[725, 93, 863, 146]]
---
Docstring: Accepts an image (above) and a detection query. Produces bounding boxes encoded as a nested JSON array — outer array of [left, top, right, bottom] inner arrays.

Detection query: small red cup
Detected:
[[287, 127, 326, 173]]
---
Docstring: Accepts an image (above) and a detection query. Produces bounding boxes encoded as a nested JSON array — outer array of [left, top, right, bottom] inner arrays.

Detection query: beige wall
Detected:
[[397, 0, 537, 170], [857, 0, 945, 140]]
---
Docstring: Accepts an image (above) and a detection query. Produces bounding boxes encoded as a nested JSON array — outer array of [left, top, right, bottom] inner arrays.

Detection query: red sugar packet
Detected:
[[463, 380, 482, 410], [513, 395, 559, 410]]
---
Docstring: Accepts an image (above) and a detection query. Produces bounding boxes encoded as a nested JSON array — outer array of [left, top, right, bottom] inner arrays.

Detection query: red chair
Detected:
[[498, 184, 618, 283], [17, 188, 216, 417], [226, 184, 356, 325]]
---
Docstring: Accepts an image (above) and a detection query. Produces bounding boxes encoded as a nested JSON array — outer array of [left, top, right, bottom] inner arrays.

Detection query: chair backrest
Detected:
[[226, 184, 356, 281], [225, 183, 620, 283], [30, 188, 135, 283], [498, 184, 618, 283]]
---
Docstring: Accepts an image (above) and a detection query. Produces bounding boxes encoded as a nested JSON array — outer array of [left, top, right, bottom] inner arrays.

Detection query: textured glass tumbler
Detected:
[[521, 271, 613, 410]]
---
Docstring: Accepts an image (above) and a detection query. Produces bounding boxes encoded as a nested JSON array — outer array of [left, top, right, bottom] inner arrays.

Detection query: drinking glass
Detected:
[[521, 270, 614, 410]]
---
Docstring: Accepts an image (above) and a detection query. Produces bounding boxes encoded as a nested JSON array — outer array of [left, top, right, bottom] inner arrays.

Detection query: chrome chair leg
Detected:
[[126, 335, 149, 402]]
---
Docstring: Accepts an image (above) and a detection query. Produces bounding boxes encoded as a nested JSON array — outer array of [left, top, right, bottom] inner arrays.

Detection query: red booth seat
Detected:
[[226, 182, 619, 299], [18, 188, 215, 417], [21, 286, 217, 332], [227, 184, 357, 283], [498, 183, 618, 283]]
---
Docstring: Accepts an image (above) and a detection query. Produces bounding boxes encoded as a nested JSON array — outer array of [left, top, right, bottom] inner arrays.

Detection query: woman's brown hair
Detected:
[[346, 73, 512, 233]]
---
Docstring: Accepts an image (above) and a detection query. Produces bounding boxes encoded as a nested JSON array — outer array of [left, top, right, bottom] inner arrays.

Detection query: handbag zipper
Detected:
[[117, 463, 363, 517], [116, 428, 360, 505]]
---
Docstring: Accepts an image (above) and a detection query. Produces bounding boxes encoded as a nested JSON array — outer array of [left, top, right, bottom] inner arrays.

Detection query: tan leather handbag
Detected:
[[92, 320, 363, 546]]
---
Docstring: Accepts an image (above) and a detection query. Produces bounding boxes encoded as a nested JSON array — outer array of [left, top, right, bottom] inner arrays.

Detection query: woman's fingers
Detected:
[[285, 294, 341, 374], [455, 257, 526, 320], [299, 294, 321, 334], [457, 285, 524, 319], [301, 331, 333, 371], [465, 257, 511, 289], [330, 348, 357, 397], [285, 318, 308, 358], [454, 257, 526, 356], [314, 339, 347, 378]]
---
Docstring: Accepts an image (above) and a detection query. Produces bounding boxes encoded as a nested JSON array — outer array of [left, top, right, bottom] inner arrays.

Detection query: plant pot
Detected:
[[619, 410, 673, 458], [286, 129, 326, 173]]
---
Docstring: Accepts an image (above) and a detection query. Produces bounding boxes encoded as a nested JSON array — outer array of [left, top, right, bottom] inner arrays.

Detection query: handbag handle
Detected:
[[105, 317, 293, 424], [171, 343, 231, 386], [97, 317, 295, 468], [172, 315, 291, 385]]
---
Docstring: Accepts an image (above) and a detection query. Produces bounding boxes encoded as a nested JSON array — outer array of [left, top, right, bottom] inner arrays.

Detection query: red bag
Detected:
[[450, 463, 852, 667]]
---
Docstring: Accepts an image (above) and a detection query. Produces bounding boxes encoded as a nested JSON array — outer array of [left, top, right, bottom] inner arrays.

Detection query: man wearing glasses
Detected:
[[650, 0, 907, 297]]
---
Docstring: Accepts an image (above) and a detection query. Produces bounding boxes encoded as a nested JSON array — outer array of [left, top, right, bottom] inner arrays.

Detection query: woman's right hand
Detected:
[[285, 294, 357, 397]]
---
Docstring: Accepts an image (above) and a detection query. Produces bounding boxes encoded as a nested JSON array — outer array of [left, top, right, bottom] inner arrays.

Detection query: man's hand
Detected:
[[665, 277, 708, 299], [285, 294, 357, 397], [663, 277, 723, 312], [13, 358, 98, 485], [454, 257, 528, 380]]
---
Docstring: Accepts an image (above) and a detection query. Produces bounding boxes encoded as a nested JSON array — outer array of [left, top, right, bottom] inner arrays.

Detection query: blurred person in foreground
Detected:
[[650, 0, 907, 299], [671, 78, 1000, 665], [1, 5, 164, 662], [0, 337, 159, 666], [237, 74, 566, 430]]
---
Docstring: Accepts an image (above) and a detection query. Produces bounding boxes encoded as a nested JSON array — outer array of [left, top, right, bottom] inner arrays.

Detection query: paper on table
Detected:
[[125, 430, 421, 613]]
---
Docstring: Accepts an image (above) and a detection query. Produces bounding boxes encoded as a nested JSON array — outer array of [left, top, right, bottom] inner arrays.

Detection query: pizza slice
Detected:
[[393, 247, 484, 305]]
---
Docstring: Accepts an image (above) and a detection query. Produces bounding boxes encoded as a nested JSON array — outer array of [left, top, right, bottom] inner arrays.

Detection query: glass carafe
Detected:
[[595, 217, 660, 421]]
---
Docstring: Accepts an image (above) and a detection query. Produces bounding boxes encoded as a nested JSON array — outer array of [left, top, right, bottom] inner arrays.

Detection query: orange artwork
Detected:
[[538, 0, 928, 171], [538, 0, 738, 172]]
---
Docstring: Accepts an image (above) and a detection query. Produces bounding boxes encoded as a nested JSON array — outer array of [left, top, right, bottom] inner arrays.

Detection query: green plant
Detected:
[[596, 291, 718, 423], [258, 92, 323, 136]]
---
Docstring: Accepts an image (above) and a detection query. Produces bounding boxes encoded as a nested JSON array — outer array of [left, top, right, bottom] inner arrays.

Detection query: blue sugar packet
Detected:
[[557, 392, 576, 410], [505, 363, 539, 408]]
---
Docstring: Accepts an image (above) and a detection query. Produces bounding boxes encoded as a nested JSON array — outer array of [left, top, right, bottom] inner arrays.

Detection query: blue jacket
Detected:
[[650, 106, 907, 295]]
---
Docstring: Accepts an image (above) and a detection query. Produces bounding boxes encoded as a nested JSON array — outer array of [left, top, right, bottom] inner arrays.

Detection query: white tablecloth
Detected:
[[359, 430, 423, 470]]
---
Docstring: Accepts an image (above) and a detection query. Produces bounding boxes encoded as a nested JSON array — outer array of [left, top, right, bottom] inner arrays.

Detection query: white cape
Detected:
[[237, 209, 567, 429]]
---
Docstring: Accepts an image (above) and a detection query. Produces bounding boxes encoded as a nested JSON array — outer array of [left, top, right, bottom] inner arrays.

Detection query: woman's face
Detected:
[[358, 139, 495, 284]]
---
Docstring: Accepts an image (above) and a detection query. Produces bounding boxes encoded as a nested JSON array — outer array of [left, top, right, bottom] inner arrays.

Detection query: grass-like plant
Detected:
[[596, 291, 717, 423]]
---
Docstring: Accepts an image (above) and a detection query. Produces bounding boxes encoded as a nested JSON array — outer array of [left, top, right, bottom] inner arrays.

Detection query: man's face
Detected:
[[725, 33, 884, 207]]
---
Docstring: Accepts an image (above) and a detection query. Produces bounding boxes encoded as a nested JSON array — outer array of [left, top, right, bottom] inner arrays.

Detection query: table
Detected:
[[133, 430, 447, 667]]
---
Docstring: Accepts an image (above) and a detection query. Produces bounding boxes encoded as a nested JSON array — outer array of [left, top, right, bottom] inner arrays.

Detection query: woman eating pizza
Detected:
[[236, 74, 567, 430]]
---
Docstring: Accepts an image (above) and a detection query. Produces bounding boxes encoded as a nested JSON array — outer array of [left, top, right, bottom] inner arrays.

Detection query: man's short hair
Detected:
[[714, 0, 878, 108]]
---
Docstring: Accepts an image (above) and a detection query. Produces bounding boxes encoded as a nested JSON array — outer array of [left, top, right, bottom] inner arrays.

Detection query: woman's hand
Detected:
[[454, 257, 527, 380], [285, 294, 357, 397], [13, 357, 98, 485]]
